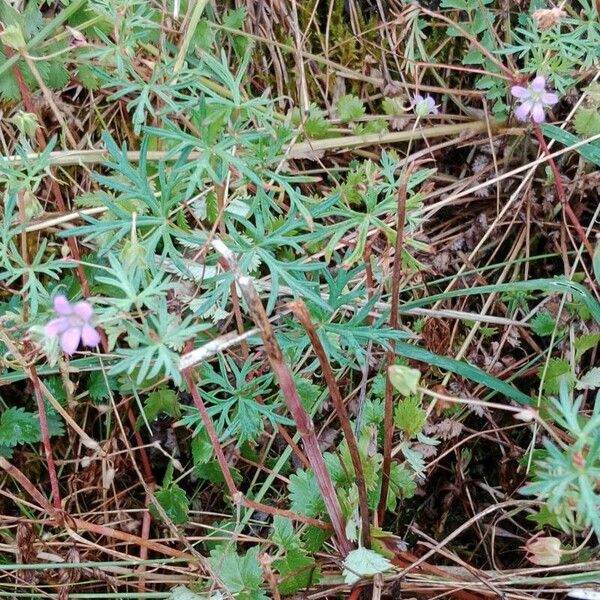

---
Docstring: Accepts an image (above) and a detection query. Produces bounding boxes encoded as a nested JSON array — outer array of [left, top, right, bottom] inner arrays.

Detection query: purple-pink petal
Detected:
[[542, 92, 559, 105], [531, 76, 546, 92], [44, 317, 70, 337], [414, 94, 424, 104], [531, 103, 545, 123], [515, 101, 532, 121], [73, 301, 94, 321], [511, 85, 529, 98], [81, 324, 100, 347], [53, 295, 72, 316], [60, 328, 81, 355]]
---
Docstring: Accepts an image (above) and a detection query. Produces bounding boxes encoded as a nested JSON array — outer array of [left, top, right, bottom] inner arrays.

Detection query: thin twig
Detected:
[[378, 164, 415, 522], [212, 238, 352, 555], [532, 123, 594, 260], [289, 300, 371, 548]]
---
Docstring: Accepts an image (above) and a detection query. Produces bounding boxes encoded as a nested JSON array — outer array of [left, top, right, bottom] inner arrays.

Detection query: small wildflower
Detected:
[[414, 94, 439, 117], [44, 295, 100, 355], [511, 76, 559, 123], [524, 535, 562, 566], [533, 7, 566, 31]]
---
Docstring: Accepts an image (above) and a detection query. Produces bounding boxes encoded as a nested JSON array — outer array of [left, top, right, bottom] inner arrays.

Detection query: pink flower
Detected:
[[511, 76, 559, 123], [44, 295, 100, 355], [414, 94, 439, 117]]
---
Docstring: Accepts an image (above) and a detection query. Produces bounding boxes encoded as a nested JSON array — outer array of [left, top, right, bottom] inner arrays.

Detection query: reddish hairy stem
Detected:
[[532, 124, 595, 260], [29, 367, 62, 509], [290, 300, 371, 548], [183, 370, 239, 497], [183, 369, 329, 529], [378, 165, 413, 523], [212, 240, 352, 555]]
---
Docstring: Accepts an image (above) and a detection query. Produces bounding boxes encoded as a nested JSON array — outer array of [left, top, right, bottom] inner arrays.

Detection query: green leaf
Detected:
[[294, 377, 322, 412], [440, 0, 468, 8], [574, 107, 600, 137], [141, 387, 181, 422], [575, 333, 600, 361], [388, 365, 420, 396], [302, 526, 330, 553], [168, 585, 204, 600], [382, 97, 405, 116], [43, 376, 67, 405], [274, 549, 320, 596], [0, 408, 41, 447], [76, 65, 100, 90], [387, 463, 417, 510], [222, 7, 247, 29], [393, 342, 531, 405], [336, 94, 365, 123], [576, 367, 600, 390], [272, 516, 300, 552], [152, 483, 189, 525], [541, 124, 600, 167], [594, 242, 600, 285], [0, 24, 26, 49], [191, 429, 213, 466], [288, 469, 326, 517], [87, 370, 116, 403], [539, 358, 574, 395], [527, 505, 561, 530], [193, 19, 214, 50], [394, 397, 426, 438], [342, 547, 393, 585], [530, 312, 558, 336], [209, 545, 267, 600]]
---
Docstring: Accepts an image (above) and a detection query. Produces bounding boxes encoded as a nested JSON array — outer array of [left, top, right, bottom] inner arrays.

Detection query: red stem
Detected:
[[378, 165, 413, 523], [290, 300, 371, 547], [532, 123, 594, 260], [29, 367, 62, 509], [213, 241, 352, 555]]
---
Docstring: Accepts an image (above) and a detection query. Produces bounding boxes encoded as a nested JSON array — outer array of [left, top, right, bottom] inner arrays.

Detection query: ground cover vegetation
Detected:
[[0, 0, 599, 598]]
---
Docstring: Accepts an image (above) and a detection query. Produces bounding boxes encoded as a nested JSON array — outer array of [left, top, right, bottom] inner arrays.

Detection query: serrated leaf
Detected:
[[527, 505, 561, 530], [191, 429, 213, 466], [382, 97, 405, 116], [194, 19, 214, 50], [294, 377, 322, 411], [167, 585, 204, 600], [141, 387, 180, 422], [394, 396, 426, 439], [43, 376, 67, 404], [530, 312, 558, 336], [76, 64, 100, 90], [152, 483, 189, 525], [539, 358, 574, 394], [302, 526, 330, 553], [274, 549, 320, 596], [342, 547, 393, 585], [387, 463, 417, 509], [574, 107, 600, 137], [87, 370, 115, 403], [575, 333, 600, 361], [222, 7, 247, 29], [209, 545, 267, 600], [272, 516, 300, 551], [336, 94, 365, 123], [288, 469, 326, 518], [0, 408, 41, 447], [576, 367, 600, 390]]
